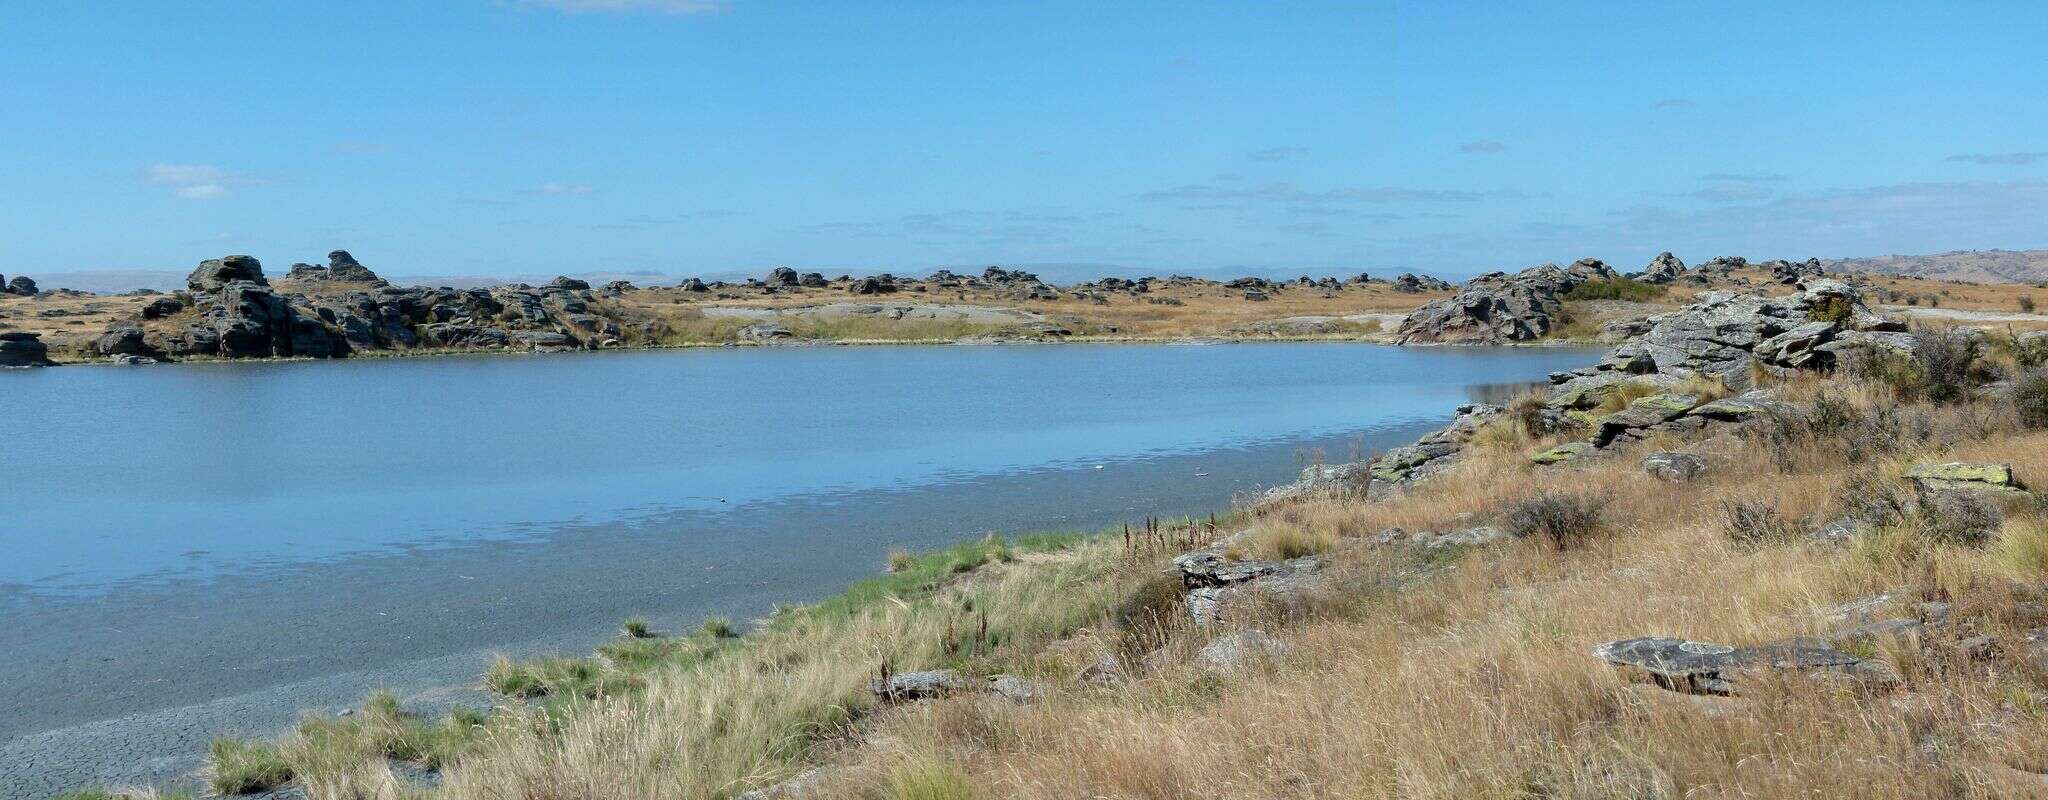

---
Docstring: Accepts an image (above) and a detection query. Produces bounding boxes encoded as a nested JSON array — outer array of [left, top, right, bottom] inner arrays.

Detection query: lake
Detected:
[[0, 342, 1599, 795]]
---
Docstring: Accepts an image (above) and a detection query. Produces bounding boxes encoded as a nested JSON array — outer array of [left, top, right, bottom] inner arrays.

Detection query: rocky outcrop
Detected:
[[1639, 251, 1688, 284], [123, 254, 622, 361], [1904, 462, 2027, 496], [4, 275, 38, 296], [285, 250, 385, 285], [0, 331, 51, 366], [1390, 273, 1455, 294], [1585, 278, 1903, 390], [1393, 260, 1615, 344]]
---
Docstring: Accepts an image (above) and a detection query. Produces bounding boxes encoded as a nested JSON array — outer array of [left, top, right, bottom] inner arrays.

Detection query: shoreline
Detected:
[[29, 330, 1608, 369]]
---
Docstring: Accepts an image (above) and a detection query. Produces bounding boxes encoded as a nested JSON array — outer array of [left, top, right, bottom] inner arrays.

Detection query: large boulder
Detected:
[[324, 250, 382, 283], [767, 267, 800, 287], [0, 331, 51, 366], [93, 325, 151, 357], [6, 275, 38, 296], [187, 255, 268, 292]]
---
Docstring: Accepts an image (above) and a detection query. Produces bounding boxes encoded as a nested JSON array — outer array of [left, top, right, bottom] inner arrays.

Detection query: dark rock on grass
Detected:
[[799, 272, 829, 288], [870, 669, 969, 702], [1593, 636, 1897, 695], [93, 325, 150, 357], [738, 323, 795, 343], [548, 276, 591, 291], [0, 331, 51, 366], [141, 296, 186, 319], [6, 275, 39, 295], [188, 254, 268, 292], [1640, 452, 1707, 482], [1829, 618, 1923, 645], [767, 266, 800, 286], [679, 277, 709, 292]]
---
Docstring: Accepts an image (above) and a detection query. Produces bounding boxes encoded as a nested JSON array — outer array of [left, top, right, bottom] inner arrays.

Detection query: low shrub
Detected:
[[1504, 492, 1606, 550], [2012, 370, 2048, 428], [621, 616, 652, 638], [1720, 498, 1798, 546], [1563, 277, 1666, 303]]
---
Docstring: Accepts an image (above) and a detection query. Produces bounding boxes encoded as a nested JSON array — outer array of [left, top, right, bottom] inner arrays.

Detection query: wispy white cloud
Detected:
[[516, 0, 728, 15], [1683, 184, 1775, 202], [143, 163, 262, 200], [533, 183, 595, 196], [1457, 140, 1505, 154], [1946, 151, 2047, 166]]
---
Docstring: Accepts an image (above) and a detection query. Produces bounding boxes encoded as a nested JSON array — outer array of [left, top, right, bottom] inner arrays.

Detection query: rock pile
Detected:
[[284, 250, 387, 285], [1393, 259, 1616, 344]]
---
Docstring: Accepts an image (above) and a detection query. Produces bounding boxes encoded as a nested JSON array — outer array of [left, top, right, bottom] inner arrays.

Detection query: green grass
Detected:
[[1562, 277, 1667, 303], [881, 760, 980, 800], [701, 616, 740, 639], [208, 737, 294, 794], [621, 616, 652, 638]]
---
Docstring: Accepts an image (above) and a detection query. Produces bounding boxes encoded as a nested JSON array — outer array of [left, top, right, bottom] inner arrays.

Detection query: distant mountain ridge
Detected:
[[1826, 249, 2048, 284]]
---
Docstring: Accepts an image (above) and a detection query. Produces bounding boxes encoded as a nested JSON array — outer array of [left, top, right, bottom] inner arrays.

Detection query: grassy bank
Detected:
[[80, 321, 2048, 799]]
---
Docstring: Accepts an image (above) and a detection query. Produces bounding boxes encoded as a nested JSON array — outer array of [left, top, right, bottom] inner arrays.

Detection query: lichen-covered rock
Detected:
[[1904, 462, 2027, 496], [1593, 636, 1894, 695], [187, 254, 268, 292], [1593, 394, 1700, 446], [1531, 442, 1595, 465]]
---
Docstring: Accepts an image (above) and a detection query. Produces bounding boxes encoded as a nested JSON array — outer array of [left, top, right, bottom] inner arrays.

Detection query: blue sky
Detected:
[[4, 1, 2045, 282]]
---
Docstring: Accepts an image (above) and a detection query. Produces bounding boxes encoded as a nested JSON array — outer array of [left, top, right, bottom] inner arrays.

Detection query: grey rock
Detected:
[[986, 675, 1048, 703], [738, 767, 838, 800], [1592, 636, 1890, 695], [1426, 525, 1509, 549], [1829, 618, 1923, 644], [92, 325, 150, 357], [870, 669, 968, 701], [1808, 516, 1872, 544], [679, 277, 709, 292], [1640, 251, 1687, 284], [767, 266, 800, 286], [738, 323, 795, 343], [1640, 452, 1707, 482], [6, 275, 38, 295], [1194, 630, 1293, 673], [141, 296, 186, 319], [1079, 652, 1125, 687], [1393, 260, 1612, 344]]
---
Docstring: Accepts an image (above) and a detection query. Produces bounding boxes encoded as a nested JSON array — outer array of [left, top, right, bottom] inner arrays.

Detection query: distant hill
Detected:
[[1827, 249, 2048, 284]]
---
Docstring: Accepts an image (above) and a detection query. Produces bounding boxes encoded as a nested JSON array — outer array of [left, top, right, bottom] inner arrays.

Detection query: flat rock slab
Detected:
[[1905, 462, 2027, 495], [870, 669, 969, 701], [1593, 636, 1888, 695]]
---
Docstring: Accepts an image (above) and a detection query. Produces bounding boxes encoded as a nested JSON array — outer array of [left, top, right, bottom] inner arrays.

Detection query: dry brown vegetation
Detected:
[[191, 327, 2048, 800]]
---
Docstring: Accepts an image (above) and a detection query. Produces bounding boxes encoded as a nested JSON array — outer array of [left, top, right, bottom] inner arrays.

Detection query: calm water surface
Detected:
[[3, 342, 1594, 595]]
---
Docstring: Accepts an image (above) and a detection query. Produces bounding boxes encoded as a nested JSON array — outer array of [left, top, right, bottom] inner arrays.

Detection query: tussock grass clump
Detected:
[[1503, 491, 1606, 550], [207, 737, 293, 794], [888, 549, 919, 572], [621, 616, 652, 638], [880, 759, 980, 800], [700, 616, 739, 639], [1244, 522, 1337, 560], [1592, 380, 1662, 415]]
